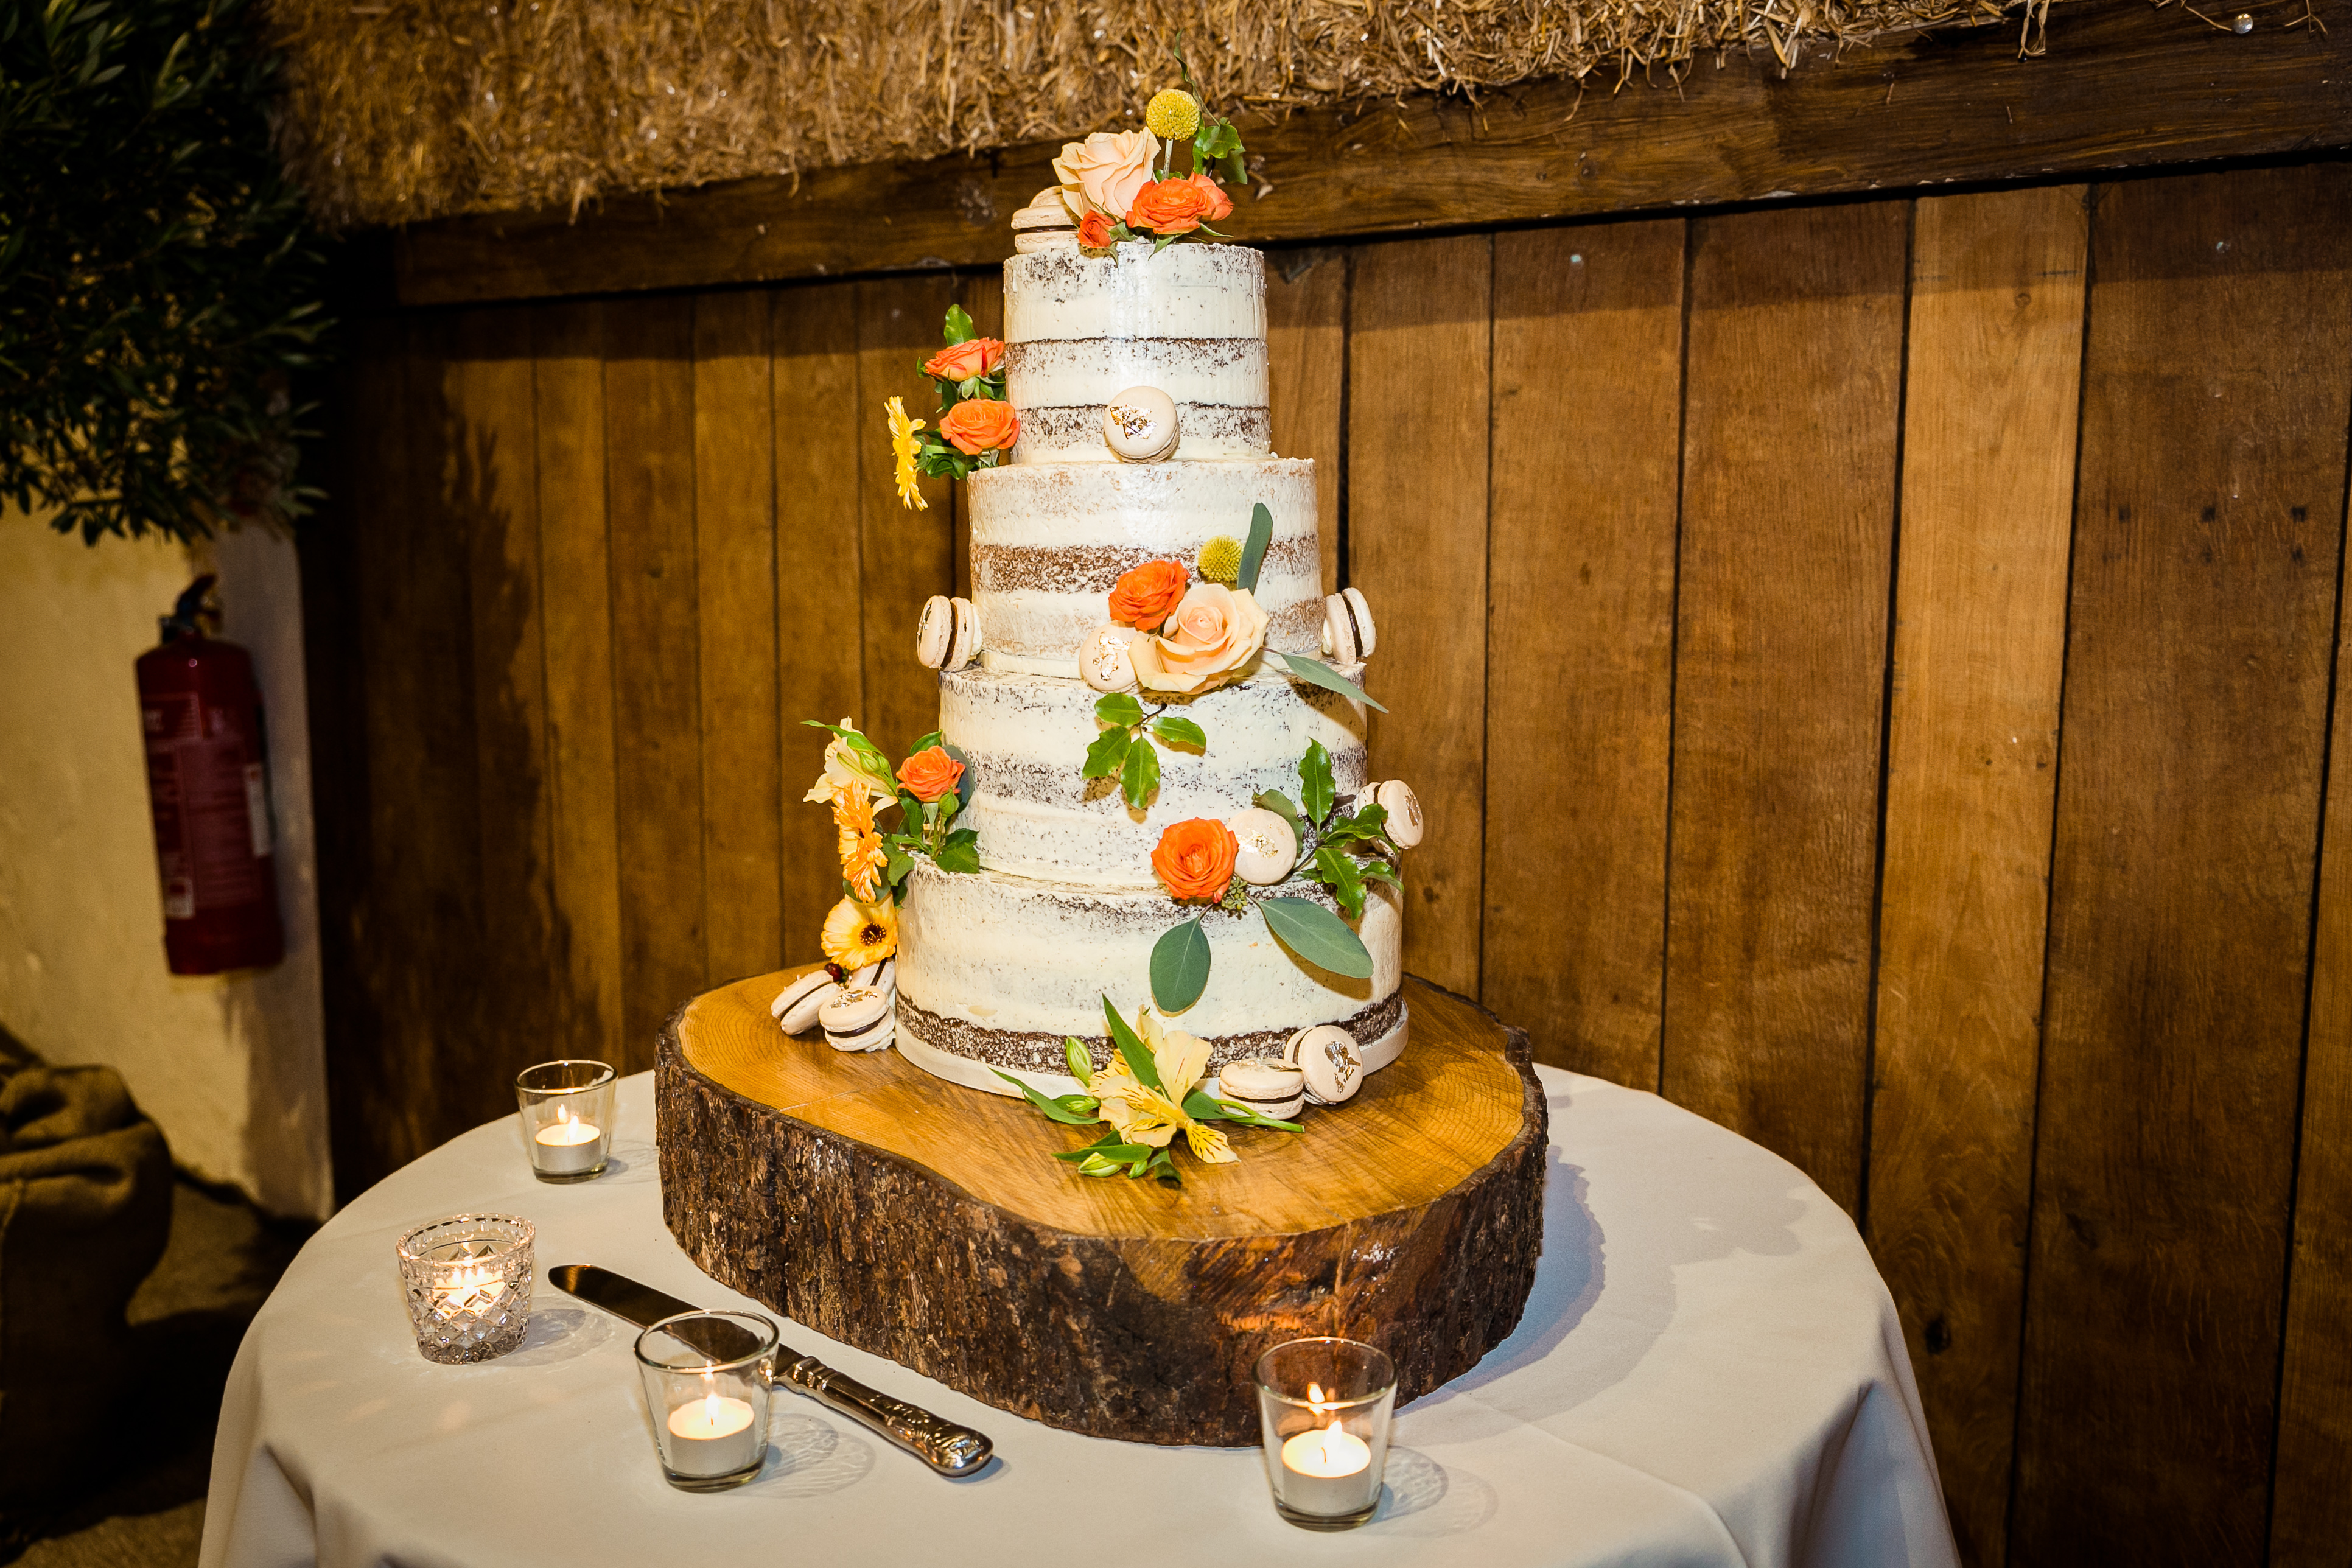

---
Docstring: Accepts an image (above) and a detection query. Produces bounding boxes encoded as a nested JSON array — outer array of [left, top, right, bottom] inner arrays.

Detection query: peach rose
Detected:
[[1130, 583, 1269, 695], [1127, 176, 1217, 235], [1153, 817, 1239, 903], [1108, 559, 1189, 629], [1077, 211, 1115, 249], [1054, 130, 1158, 221], [939, 398, 1020, 455], [896, 745, 965, 803], [923, 338, 1004, 382]]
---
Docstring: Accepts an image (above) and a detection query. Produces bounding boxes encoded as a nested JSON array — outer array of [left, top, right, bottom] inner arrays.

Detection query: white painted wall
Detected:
[[0, 505, 333, 1220]]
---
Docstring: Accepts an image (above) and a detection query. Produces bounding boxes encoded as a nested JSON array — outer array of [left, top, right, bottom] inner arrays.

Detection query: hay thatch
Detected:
[[268, 0, 2047, 229]]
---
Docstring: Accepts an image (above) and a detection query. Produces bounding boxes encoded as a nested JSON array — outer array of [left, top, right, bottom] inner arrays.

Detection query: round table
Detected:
[[198, 1066, 1958, 1568]]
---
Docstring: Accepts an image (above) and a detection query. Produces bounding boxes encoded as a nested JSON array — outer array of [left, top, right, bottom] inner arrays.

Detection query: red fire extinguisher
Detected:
[[136, 575, 284, 975]]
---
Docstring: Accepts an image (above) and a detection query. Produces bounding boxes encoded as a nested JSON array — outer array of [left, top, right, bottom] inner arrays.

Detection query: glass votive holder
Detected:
[[516, 1060, 616, 1181], [634, 1311, 780, 1492], [396, 1213, 534, 1364], [1254, 1337, 1398, 1530]]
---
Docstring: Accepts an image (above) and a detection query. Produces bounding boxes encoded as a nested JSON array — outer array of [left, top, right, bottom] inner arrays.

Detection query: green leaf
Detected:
[[1185, 1090, 1303, 1132], [1065, 1037, 1096, 1084], [908, 729, 942, 755], [1320, 802, 1389, 847], [1151, 715, 1207, 752], [1102, 998, 1166, 1091], [1237, 502, 1274, 592], [942, 303, 975, 345], [1094, 691, 1144, 729], [1311, 843, 1369, 922], [992, 1069, 1102, 1125], [1259, 896, 1376, 979], [1121, 736, 1161, 811], [1254, 789, 1302, 839], [801, 718, 898, 777], [1147, 1149, 1181, 1183], [1056, 1139, 1155, 1164], [1083, 727, 1133, 779], [1272, 651, 1388, 713], [1357, 858, 1402, 887], [1150, 917, 1212, 1013], [941, 741, 976, 810], [1300, 740, 1336, 826], [1076, 1155, 1124, 1177], [934, 828, 981, 875]]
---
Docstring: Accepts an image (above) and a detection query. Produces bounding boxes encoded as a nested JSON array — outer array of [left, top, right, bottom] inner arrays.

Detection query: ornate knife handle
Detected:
[[774, 1354, 994, 1477]]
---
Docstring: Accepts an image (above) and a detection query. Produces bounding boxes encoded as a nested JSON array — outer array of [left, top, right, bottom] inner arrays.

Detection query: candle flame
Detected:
[[1307, 1381, 1325, 1405], [556, 1104, 570, 1125]]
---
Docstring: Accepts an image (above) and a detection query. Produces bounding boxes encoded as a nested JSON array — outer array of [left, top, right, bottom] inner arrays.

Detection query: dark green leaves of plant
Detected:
[[1084, 727, 1133, 779], [942, 304, 976, 345], [1272, 652, 1388, 713], [1311, 844, 1368, 921], [1151, 715, 1206, 752], [1121, 736, 1160, 811], [1259, 896, 1375, 979], [1151, 917, 1212, 1012], [1299, 741, 1336, 825], [1102, 997, 1166, 1090], [1094, 691, 1144, 729], [1237, 503, 1274, 592], [934, 828, 981, 875]]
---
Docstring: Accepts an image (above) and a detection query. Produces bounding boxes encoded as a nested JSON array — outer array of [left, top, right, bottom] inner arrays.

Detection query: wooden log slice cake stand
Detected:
[[656, 971, 1547, 1446]]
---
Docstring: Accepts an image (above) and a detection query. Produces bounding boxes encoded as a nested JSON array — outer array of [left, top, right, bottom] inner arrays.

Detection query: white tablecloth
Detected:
[[200, 1067, 1957, 1568]]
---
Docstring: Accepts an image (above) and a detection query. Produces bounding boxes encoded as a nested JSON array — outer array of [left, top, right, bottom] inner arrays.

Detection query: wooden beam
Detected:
[[393, 0, 2350, 309]]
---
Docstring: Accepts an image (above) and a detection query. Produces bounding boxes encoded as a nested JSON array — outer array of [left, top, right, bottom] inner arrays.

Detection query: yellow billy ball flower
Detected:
[[1195, 534, 1243, 584], [1144, 89, 1201, 141]]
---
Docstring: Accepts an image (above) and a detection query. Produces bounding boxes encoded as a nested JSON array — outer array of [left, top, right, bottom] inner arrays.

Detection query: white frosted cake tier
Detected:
[[1003, 242, 1265, 344], [941, 662, 1368, 887], [967, 458, 1321, 674], [1006, 338, 1268, 465], [894, 861, 1405, 1096]]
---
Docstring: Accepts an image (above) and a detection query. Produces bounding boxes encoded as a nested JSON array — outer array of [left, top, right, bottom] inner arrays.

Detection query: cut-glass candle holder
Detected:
[[396, 1213, 534, 1364], [634, 1311, 780, 1492], [516, 1060, 616, 1181], [1253, 1337, 1397, 1530]]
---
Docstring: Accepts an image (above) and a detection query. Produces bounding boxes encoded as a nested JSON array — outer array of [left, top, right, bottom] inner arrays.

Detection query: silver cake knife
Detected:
[[551, 1263, 993, 1477]]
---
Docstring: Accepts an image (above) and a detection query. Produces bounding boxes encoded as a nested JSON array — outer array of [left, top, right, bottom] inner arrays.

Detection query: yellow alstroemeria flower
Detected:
[[821, 897, 898, 968], [886, 396, 929, 513], [1091, 1009, 1235, 1164], [801, 719, 898, 805], [831, 782, 888, 901]]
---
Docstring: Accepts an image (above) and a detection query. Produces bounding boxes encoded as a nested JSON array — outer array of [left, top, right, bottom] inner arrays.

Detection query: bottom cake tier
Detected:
[[894, 858, 1406, 1096]]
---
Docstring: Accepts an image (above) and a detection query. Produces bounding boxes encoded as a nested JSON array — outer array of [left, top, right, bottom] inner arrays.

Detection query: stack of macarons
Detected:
[[771, 959, 898, 1052], [1319, 587, 1377, 664], [915, 595, 982, 673], [1010, 189, 1078, 253]]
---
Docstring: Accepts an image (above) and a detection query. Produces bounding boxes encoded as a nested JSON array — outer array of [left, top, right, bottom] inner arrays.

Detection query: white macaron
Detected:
[[1283, 1023, 1365, 1105], [1080, 623, 1141, 693], [1320, 587, 1377, 662], [772, 969, 838, 1035], [1371, 780, 1423, 849], [1215, 1057, 1307, 1121], [1228, 807, 1299, 886], [819, 986, 895, 1052], [1103, 386, 1180, 463]]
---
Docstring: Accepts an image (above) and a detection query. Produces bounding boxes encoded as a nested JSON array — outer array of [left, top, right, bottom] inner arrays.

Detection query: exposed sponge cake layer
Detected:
[[1004, 242, 1264, 344]]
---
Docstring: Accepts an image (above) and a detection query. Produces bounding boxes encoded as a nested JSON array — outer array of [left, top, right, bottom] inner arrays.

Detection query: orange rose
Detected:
[[1153, 818, 1239, 903], [939, 398, 1020, 455], [897, 745, 965, 803], [1126, 177, 1216, 235], [1183, 172, 1234, 223], [1108, 559, 1189, 629], [923, 338, 1004, 382], [1077, 211, 1115, 248]]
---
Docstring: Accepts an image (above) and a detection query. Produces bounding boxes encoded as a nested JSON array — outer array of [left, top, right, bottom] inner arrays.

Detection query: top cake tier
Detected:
[[1004, 242, 1269, 465]]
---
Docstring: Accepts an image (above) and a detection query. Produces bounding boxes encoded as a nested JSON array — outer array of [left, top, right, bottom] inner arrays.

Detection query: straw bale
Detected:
[[267, 0, 2055, 228]]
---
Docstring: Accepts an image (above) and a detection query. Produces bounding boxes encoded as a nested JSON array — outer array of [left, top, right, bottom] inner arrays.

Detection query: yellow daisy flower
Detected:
[[821, 897, 899, 968], [1144, 89, 1200, 141], [886, 396, 929, 512]]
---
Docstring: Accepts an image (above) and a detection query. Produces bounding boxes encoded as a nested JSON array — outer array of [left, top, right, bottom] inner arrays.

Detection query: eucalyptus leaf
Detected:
[[1083, 727, 1133, 779], [1121, 735, 1160, 811], [1151, 715, 1207, 752], [1150, 917, 1212, 1013], [992, 1069, 1101, 1126], [1300, 740, 1336, 826], [1259, 895, 1376, 979], [1094, 691, 1144, 729], [1102, 997, 1165, 1091], [1272, 651, 1389, 713], [1237, 502, 1274, 593]]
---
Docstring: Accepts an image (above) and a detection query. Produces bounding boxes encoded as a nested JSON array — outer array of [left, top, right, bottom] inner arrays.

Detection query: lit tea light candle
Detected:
[[1276, 1383, 1376, 1516], [530, 1104, 606, 1176], [663, 1381, 762, 1477]]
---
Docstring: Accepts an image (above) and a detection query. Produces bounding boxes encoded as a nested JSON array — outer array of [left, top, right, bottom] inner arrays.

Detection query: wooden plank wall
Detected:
[[301, 161, 2352, 1565]]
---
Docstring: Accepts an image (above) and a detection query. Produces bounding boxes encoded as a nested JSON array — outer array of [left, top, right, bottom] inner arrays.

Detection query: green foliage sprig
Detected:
[[907, 305, 1009, 482], [803, 719, 980, 904], [2, 0, 329, 544], [1087, 691, 1206, 813]]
